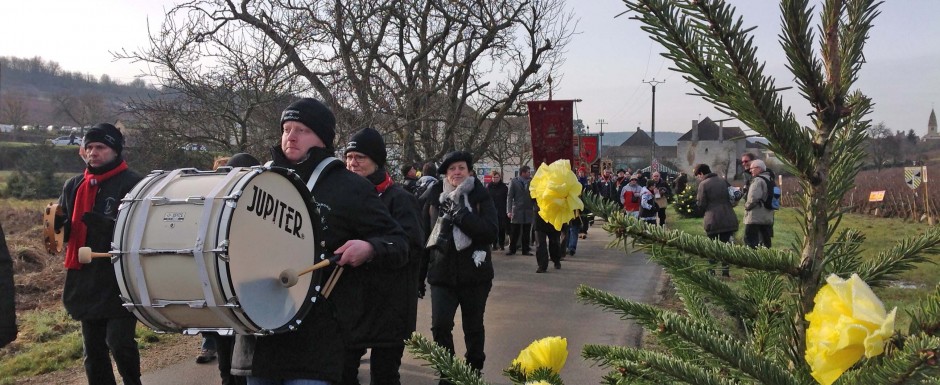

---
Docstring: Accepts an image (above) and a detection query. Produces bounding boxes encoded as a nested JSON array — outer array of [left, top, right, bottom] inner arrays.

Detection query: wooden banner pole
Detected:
[[924, 165, 933, 225]]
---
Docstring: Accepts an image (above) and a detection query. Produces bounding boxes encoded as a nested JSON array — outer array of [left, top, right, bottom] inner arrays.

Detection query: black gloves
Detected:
[[441, 195, 470, 222], [82, 212, 117, 248]]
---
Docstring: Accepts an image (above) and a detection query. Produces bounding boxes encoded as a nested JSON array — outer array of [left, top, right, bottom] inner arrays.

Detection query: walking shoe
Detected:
[[505, 251, 516, 256], [522, 252, 533, 256], [196, 348, 217, 364], [535, 268, 547, 273], [554, 262, 561, 270], [567, 249, 575, 256]]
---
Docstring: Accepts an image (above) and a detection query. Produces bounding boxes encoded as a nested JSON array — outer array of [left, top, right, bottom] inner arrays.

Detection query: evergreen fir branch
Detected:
[[779, 0, 826, 113], [577, 286, 797, 384], [582, 344, 737, 385], [405, 333, 490, 385], [837, 0, 882, 100], [835, 334, 940, 385], [907, 284, 940, 338], [656, 251, 757, 323], [673, 277, 712, 325], [593, 205, 798, 275], [856, 226, 940, 288], [820, 228, 865, 278], [622, 0, 812, 177]]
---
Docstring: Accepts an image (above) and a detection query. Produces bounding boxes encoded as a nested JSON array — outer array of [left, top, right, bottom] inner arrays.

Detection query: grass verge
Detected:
[[0, 308, 173, 384]]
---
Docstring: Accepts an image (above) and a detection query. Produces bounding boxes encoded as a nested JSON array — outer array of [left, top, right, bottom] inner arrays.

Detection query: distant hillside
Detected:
[[601, 130, 686, 147], [0, 56, 157, 128]]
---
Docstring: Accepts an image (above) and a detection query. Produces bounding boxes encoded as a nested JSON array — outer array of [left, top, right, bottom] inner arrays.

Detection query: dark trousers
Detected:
[[493, 214, 509, 249], [508, 223, 531, 254], [657, 207, 667, 226], [80, 317, 142, 385], [430, 282, 492, 372], [341, 345, 405, 385], [535, 228, 561, 270], [744, 224, 773, 248], [206, 333, 246, 385], [707, 231, 735, 276]]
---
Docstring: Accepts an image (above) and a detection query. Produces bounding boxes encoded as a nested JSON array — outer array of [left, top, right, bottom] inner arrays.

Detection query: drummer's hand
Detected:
[[334, 240, 375, 267]]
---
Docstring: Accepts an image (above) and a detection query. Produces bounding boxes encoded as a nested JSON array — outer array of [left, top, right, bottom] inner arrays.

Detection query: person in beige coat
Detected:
[[743, 159, 774, 248]]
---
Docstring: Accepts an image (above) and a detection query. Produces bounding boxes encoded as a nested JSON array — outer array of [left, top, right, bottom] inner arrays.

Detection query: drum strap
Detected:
[[306, 157, 342, 191]]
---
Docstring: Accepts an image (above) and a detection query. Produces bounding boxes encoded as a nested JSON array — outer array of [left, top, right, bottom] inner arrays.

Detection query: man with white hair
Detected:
[[743, 159, 775, 248]]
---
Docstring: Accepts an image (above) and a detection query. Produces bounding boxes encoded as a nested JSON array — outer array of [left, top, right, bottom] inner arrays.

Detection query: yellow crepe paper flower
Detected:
[[525, 381, 552, 385], [805, 273, 896, 385], [529, 159, 584, 231], [512, 336, 568, 375]]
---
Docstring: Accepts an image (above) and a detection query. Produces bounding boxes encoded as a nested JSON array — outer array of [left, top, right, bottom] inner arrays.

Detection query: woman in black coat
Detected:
[[485, 170, 509, 251], [425, 151, 498, 375]]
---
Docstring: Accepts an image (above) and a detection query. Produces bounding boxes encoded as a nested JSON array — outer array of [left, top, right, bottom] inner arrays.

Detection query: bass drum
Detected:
[[112, 166, 324, 335]]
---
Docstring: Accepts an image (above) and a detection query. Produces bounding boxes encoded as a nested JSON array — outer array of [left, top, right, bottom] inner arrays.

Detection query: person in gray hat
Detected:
[[54, 123, 144, 385], [231, 99, 408, 385]]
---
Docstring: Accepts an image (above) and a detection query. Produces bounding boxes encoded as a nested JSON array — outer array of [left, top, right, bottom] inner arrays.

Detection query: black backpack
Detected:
[[756, 175, 781, 210]]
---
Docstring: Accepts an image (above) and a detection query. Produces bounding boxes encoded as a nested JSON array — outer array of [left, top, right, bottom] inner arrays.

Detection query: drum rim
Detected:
[[220, 166, 326, 335]]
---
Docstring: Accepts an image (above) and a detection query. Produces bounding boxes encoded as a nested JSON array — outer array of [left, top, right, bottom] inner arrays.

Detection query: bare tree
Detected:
[[0, 93, 30, 128], [116, 12, 306, 155], [165, 0, 575, 167], [866, 122, 897, 170], [53, 92, 110, 129], [484, 116, 532, 174]]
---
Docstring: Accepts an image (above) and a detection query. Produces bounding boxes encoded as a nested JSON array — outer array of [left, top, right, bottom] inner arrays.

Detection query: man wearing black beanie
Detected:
[[341, 128, 423, 385], [232, 101, 408, 385], [54, 122, 143, 385]]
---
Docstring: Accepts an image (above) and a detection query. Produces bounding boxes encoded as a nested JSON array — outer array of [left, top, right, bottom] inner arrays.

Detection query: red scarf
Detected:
[[375, 172, 394, 194], [64, 161, 128, 270]]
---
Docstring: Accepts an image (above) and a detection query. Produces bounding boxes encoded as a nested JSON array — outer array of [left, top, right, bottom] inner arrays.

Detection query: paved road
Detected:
[[140, 221, 663, 384]]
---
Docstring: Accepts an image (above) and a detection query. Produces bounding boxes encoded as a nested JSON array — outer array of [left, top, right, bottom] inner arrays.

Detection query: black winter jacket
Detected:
[[0, 222, 16, 348], [232, 147, 408, 382], [425, 178, 498, 287], [345, 170, 424, 348], [57, 158, 142, 320]]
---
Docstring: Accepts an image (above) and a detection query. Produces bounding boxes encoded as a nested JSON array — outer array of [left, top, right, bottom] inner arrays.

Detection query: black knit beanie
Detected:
[[83, 123, 124, 155], [280, 98, 337, 148], [225, 153, 261, 167], [344, 127, 387, 167]]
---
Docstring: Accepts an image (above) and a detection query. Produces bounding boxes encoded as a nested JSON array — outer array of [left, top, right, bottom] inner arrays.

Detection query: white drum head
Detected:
[[225, 168, 321, 333]]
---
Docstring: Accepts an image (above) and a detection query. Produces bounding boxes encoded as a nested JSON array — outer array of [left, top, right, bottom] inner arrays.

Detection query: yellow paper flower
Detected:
[[512, 336, 568, 375], [529, 159, 584, 231], [805, 273, 896, 385], [525, 381, 552, 385]]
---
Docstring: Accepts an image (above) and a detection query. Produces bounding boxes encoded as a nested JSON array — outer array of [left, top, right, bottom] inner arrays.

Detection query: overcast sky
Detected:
[[2, 1, 937, 136]]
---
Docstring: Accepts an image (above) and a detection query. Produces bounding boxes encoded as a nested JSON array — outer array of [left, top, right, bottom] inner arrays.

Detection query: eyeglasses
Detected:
[[344, 154, 368, 163]]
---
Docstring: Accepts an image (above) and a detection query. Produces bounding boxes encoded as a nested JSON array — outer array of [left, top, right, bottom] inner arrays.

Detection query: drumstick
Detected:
[[322, 266, 344, 298], [278, 255, 341, 288], [78, 247, 112, 264]]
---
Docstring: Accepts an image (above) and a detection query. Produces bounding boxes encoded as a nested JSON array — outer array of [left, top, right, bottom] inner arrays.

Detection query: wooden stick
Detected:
[[78, 247, 111, 264], [278, 255, 341, 288]]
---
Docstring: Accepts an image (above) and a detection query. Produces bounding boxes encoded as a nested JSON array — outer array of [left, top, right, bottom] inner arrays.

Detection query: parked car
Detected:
[[48, 136, 79, 146], [180, 143, 208, 151]]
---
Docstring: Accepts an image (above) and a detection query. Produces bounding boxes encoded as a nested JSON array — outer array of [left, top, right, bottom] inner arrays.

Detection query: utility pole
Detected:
[[596, 119, 607, 166], [643, 78, 664, 171]]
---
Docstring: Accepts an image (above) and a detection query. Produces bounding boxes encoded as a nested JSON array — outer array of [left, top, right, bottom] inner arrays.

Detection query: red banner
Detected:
[[527, 100, 574, 168], [575, 134, 599, 169]]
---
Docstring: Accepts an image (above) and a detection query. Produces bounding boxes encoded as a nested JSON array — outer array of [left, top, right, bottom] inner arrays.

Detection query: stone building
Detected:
[[676, 117, 748, 178]]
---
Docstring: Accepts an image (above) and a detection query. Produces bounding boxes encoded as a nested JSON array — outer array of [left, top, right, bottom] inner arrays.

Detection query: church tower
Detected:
[[926, 108, 940, 140]]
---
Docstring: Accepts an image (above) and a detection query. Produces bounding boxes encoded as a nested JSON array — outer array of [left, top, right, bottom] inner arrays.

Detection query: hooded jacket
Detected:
[[744, 171, 775, 225]]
